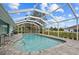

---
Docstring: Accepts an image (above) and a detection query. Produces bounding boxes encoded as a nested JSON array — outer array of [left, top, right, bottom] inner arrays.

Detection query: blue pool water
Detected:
[[14, 34, 64, 52]]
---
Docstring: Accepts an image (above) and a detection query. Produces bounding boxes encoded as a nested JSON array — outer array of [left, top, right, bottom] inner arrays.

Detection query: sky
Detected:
[[2, 3, 79, 28]]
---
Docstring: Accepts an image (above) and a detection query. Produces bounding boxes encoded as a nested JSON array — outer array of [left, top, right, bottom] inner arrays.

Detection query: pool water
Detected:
[[14, 34, 64, 52]]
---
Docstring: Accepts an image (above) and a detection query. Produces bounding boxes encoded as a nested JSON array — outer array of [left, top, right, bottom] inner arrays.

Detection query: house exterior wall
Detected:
[[64, 27, 79, 32], [0, 19, 9, 35], [64, 28, 74, 32], [0, 4, 15, 35]]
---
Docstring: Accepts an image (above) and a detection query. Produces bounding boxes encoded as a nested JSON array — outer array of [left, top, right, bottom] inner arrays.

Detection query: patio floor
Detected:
[[0, 34, 79, 55]]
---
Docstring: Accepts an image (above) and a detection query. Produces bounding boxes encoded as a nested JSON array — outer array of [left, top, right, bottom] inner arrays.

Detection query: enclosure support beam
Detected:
[[48, 28, 49, 35], [42, 28, 43, 34], [36, 26, 37, 33], [31, 24, 32, 33], [67, 3, 79, 40], [24, 24, 25, 33], [42, 28, 44, 34], [23, 26, 24, 33], [57, 22, 59, 37], [30, 24, 32, 33], [18, 26, 20, 33], [17, 26, 19, 33], [21, 26, 22, 33], [38, 27, 40, 33]]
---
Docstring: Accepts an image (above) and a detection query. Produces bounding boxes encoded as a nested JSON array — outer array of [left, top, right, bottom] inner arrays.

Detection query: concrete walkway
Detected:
[[0, 34, 79, 55]]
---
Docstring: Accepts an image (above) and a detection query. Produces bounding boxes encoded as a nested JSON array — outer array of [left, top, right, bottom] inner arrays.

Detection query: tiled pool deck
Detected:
[[0, 34, 79, 55]]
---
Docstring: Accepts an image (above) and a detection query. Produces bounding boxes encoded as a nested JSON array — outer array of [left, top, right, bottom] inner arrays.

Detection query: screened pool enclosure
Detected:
[[2, 3, 79, 40]]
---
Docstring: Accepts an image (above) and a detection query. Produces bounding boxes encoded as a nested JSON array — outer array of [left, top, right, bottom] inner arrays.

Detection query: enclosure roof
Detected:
[[16, 19, 43, 27], [2, 3, 79, 28]]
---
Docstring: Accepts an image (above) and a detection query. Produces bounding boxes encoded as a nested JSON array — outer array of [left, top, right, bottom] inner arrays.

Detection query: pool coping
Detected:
[[36, 33, 66, 42]]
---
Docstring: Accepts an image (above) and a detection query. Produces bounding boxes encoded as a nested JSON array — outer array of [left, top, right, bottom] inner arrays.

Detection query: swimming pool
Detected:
[[14, 34, 65, 52]]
